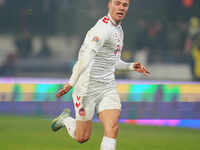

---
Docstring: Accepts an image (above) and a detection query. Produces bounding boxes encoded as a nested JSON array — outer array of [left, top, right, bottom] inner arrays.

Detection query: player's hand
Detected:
[[133, 62, 150, 76], [56, 83, 73, 98]]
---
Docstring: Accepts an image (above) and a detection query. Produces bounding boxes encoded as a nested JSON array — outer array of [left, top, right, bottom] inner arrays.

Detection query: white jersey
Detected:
[[68, 14, 134, 87]]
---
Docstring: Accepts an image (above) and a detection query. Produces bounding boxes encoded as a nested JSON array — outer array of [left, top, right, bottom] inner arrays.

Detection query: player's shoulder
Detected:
[[99, 15, 110, 24], [88, 15, 114, 39], [94, 15, 112, 32]]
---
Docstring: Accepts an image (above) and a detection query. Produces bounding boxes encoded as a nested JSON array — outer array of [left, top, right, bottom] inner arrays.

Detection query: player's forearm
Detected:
[[115, 59, 135, 71], [68, 50, 95, 86], [68, 62, 80, 86], [68, 59, 89, 86]]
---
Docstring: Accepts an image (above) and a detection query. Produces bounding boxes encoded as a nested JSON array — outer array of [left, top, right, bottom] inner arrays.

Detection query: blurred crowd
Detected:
[[1, 16, 200, 81], [0, 0, 200, 80], [126, 16, 200, 80], [129, 18, 188, 63], [184, 17, 200, 81]]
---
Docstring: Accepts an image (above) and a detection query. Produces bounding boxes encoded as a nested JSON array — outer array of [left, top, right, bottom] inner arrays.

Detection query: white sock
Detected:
[[63, 117, 76, 139], [100, 136, 116, 150]]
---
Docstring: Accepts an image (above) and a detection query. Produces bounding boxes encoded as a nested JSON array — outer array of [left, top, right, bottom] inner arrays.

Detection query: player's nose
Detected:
[[119, 4, 125, 10]]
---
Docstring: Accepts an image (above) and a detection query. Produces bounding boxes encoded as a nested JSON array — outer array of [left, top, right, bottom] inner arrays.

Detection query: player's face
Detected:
[[108, 0, 129, 24]]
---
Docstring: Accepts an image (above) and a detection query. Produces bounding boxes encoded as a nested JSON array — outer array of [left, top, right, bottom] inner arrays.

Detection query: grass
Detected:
[[0, 115, 200, 150]]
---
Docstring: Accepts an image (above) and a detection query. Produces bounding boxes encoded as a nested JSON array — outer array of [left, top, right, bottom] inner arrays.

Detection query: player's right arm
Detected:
[[56, 50, 95, 98], [68, 27, 108, 86], [56, 43, 96, 98], [56, 23, 109, 98]]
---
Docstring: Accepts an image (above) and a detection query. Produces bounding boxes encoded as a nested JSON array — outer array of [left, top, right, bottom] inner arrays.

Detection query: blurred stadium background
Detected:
[[0, 0, 200, 150]]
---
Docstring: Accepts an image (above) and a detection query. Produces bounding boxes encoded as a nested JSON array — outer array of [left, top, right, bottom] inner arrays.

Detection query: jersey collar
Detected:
[[108, 13, 121, 27]]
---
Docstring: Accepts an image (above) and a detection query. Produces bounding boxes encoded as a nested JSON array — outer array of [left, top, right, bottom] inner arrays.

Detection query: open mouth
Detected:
[[116, 12, 124, 17]]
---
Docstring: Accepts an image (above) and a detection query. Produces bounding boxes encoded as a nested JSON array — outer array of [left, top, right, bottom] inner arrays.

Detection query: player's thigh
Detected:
[[97, 89, 121, 114], [98, 109, 120, 138], [72, 92, 96, 121], [98, 109, 120, 126], [97, 89, 121, 137], [72, 89, 96, 138], [72, 93, 94, 139]]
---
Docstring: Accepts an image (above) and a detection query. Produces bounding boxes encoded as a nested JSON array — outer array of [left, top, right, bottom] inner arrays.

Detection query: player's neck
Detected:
[[108, 13, 121, 26]]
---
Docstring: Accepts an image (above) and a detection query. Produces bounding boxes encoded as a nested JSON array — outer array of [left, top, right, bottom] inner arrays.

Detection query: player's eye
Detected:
[[114, 1, 121, 6], [123, 3, 129, 7]]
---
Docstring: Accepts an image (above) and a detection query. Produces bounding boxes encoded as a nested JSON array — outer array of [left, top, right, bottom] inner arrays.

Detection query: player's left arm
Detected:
[[116, 58, 150, 76], [132, 61, 150, 76], [115, 58, 134, 71]]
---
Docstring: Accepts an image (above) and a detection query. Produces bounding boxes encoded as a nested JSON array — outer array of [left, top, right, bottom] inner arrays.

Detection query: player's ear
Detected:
[[108, 0, 111, 9]]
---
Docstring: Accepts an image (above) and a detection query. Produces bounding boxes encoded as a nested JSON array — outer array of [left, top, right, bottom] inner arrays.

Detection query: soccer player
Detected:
[[51, 0, 150, 150]]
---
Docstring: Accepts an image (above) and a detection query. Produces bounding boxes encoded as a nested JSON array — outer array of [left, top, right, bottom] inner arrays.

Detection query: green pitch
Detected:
[[0, 115, 200, 150]]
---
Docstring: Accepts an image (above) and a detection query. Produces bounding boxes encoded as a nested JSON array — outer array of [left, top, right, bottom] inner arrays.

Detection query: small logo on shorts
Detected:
[[79, 108, 86, 116], [75, 96, 81, 108]]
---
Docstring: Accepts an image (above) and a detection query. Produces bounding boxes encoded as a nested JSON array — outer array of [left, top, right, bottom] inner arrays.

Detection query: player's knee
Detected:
[[76, 136, 90, 144], [105, 122, 119, 135], [112, 123, 119, 133]]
